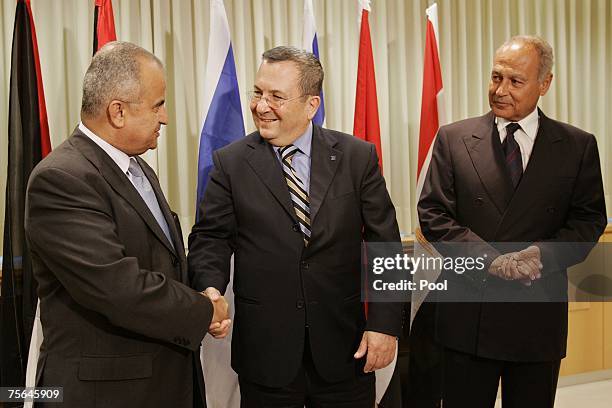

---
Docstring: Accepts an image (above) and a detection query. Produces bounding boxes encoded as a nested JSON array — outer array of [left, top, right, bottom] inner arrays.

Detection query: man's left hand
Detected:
[[353, 331, 397, 373]]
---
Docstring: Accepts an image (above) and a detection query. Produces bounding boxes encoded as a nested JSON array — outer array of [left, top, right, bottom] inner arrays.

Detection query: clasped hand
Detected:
[[488, 245, 543, 286], [201, 287, 232, 339]]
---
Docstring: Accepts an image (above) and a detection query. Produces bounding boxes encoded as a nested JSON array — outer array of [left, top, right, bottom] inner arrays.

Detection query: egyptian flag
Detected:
[[353, 0, 382, 170], [93, 0, 117, 54], [1, 0, 51, 388]]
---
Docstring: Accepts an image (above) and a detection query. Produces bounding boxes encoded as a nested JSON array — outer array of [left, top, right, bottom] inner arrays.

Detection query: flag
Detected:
[[352, 1, 395, 402], [93, 0, 117, 54], [416, 3, 444, 202], [1, 0, 51, 390], [195, 0, 245, 214], [197, 1, 244, 407], [412, 3, 445, 322], [353, 0, 382, 169], [302, 0, 325, 126]]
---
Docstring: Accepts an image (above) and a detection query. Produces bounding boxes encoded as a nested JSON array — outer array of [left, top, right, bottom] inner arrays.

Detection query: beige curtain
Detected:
[[1, 0, 610, 252]]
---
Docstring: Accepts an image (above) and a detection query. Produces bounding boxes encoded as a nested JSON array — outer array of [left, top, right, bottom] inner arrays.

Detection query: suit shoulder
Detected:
[[31, 137, 88, 179], [546, 117, 594, 140], [319, 126, 373, 152], [438, 114, 488, 137], [214, 132, 257, 158]]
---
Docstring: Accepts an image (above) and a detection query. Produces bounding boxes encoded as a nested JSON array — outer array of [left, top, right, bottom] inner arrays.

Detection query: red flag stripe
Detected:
[[25, 0, 50, 157], [95, 0, 117, 52], [417, 19, 443, 180], [353, 9, 383, 170]]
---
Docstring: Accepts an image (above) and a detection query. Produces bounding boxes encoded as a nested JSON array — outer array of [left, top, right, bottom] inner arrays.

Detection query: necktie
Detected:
[[128, 158, 174, 248], [502, 122, 523, 189], [279, 145, 311, 245]]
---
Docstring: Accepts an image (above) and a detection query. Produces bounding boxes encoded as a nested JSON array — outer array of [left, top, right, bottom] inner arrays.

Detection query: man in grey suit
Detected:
[[418, 36, 606, 407], [188, 46, 402, 407], [25, 41, 229, 407]]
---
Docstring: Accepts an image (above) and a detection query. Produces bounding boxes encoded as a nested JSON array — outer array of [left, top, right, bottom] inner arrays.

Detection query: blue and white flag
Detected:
[[302, 0, 325, 126], [196, 0, 245, 214], [198, 1, 243, 407]]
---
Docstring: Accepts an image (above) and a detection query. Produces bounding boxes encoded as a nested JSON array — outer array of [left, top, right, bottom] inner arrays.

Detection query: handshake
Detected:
[[200, 287, 232, 339], [488, 245, 543, 286]]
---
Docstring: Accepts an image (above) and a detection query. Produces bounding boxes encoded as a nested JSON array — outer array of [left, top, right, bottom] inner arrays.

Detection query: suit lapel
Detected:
[[70, 132, 176, 256], [463, 112, 514, 214], [497, 111, 562, 225], [309, 126, 341, 226], [245, 134, 297, 222]]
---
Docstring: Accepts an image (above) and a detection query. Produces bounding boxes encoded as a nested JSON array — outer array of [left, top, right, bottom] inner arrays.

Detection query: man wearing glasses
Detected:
[[188, 46, 402, 407]]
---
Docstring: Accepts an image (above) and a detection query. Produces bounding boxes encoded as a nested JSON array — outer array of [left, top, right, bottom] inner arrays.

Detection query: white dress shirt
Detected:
[[79, 122, 138, 185], [495, 107, 539, 171]]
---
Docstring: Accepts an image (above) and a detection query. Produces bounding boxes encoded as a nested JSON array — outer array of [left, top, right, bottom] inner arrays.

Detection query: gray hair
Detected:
[[497, 35, 554, 82], [81, 41, 163, 117], [262, 46, 324, 96]]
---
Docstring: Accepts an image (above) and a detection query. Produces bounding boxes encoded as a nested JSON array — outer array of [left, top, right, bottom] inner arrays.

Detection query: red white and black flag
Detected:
[[93, 0, 117, 54], [1, 0, 51, 388]]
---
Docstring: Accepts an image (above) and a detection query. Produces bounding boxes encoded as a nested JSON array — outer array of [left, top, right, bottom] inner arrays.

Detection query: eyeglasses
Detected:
[[248, 91, 306, 110]]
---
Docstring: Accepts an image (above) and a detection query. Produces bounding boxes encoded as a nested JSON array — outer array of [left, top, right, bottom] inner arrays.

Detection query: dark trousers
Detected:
[[442, 347, 561, 408], [239, 335, 375, 408]]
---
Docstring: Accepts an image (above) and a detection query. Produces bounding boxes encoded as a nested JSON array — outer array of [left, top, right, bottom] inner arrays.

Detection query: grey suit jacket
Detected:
[[25, 128, 213, 407]]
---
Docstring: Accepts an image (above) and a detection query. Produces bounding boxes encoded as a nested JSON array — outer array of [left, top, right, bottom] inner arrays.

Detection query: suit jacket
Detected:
[[24, 128, 213, 407], [188, 125, 402, 387], [418, 110, 607, 362]]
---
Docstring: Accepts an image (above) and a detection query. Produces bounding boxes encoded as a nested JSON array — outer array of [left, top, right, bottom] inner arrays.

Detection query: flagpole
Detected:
[[412, 3, 445, 323]]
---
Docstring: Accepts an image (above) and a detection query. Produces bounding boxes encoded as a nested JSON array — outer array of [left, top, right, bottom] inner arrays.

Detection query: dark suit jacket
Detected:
[[418, 110, 607, 362], [188, 125, 402, 387], [24, 128, 213, 407]]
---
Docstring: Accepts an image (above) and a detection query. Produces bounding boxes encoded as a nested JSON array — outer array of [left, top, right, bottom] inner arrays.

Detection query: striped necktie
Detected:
[[502, 122, 523, 189], [279, 145, 311, 245]]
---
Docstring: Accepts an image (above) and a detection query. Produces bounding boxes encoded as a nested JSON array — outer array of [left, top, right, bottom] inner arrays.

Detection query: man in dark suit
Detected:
[[418, 35, 607, 407], [188, 46, 402, 407], [24, 41, 229, 407]]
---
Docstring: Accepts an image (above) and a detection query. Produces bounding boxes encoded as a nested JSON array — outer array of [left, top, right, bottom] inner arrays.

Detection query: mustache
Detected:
[[491, 96, 511, 103]]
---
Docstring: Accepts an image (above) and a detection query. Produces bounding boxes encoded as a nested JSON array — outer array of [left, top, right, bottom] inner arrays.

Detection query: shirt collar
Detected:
[[78, 122, 131, 174], [273, 122, 313, 157], [495, 107, 540, 142]]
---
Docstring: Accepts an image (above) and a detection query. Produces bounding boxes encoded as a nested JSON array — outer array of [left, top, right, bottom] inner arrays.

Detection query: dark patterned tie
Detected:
[[502, 122, 523, 189], [279, 145, 311, 245]]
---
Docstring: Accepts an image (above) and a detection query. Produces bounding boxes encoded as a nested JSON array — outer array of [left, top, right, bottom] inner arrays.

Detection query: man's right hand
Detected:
[[201, 287, 232, 339], [489, 247, 543, 285]]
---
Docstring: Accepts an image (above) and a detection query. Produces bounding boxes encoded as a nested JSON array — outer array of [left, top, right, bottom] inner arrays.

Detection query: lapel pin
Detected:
[[330, 155, 336, 161]]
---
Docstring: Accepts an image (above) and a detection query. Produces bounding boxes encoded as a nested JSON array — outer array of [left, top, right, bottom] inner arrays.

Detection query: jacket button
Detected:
[[296, 300, 304, 309], [475, 197, 484, 206], [292, 223, 300, 232], [546, 206, 556, 214], [301, 261, 309, 270]]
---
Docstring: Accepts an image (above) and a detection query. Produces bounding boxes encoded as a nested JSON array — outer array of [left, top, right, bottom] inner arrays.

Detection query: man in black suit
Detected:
[[188, 46, 402, 407], [25, 41, 229, 407], [418, 35, 607, 407]]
